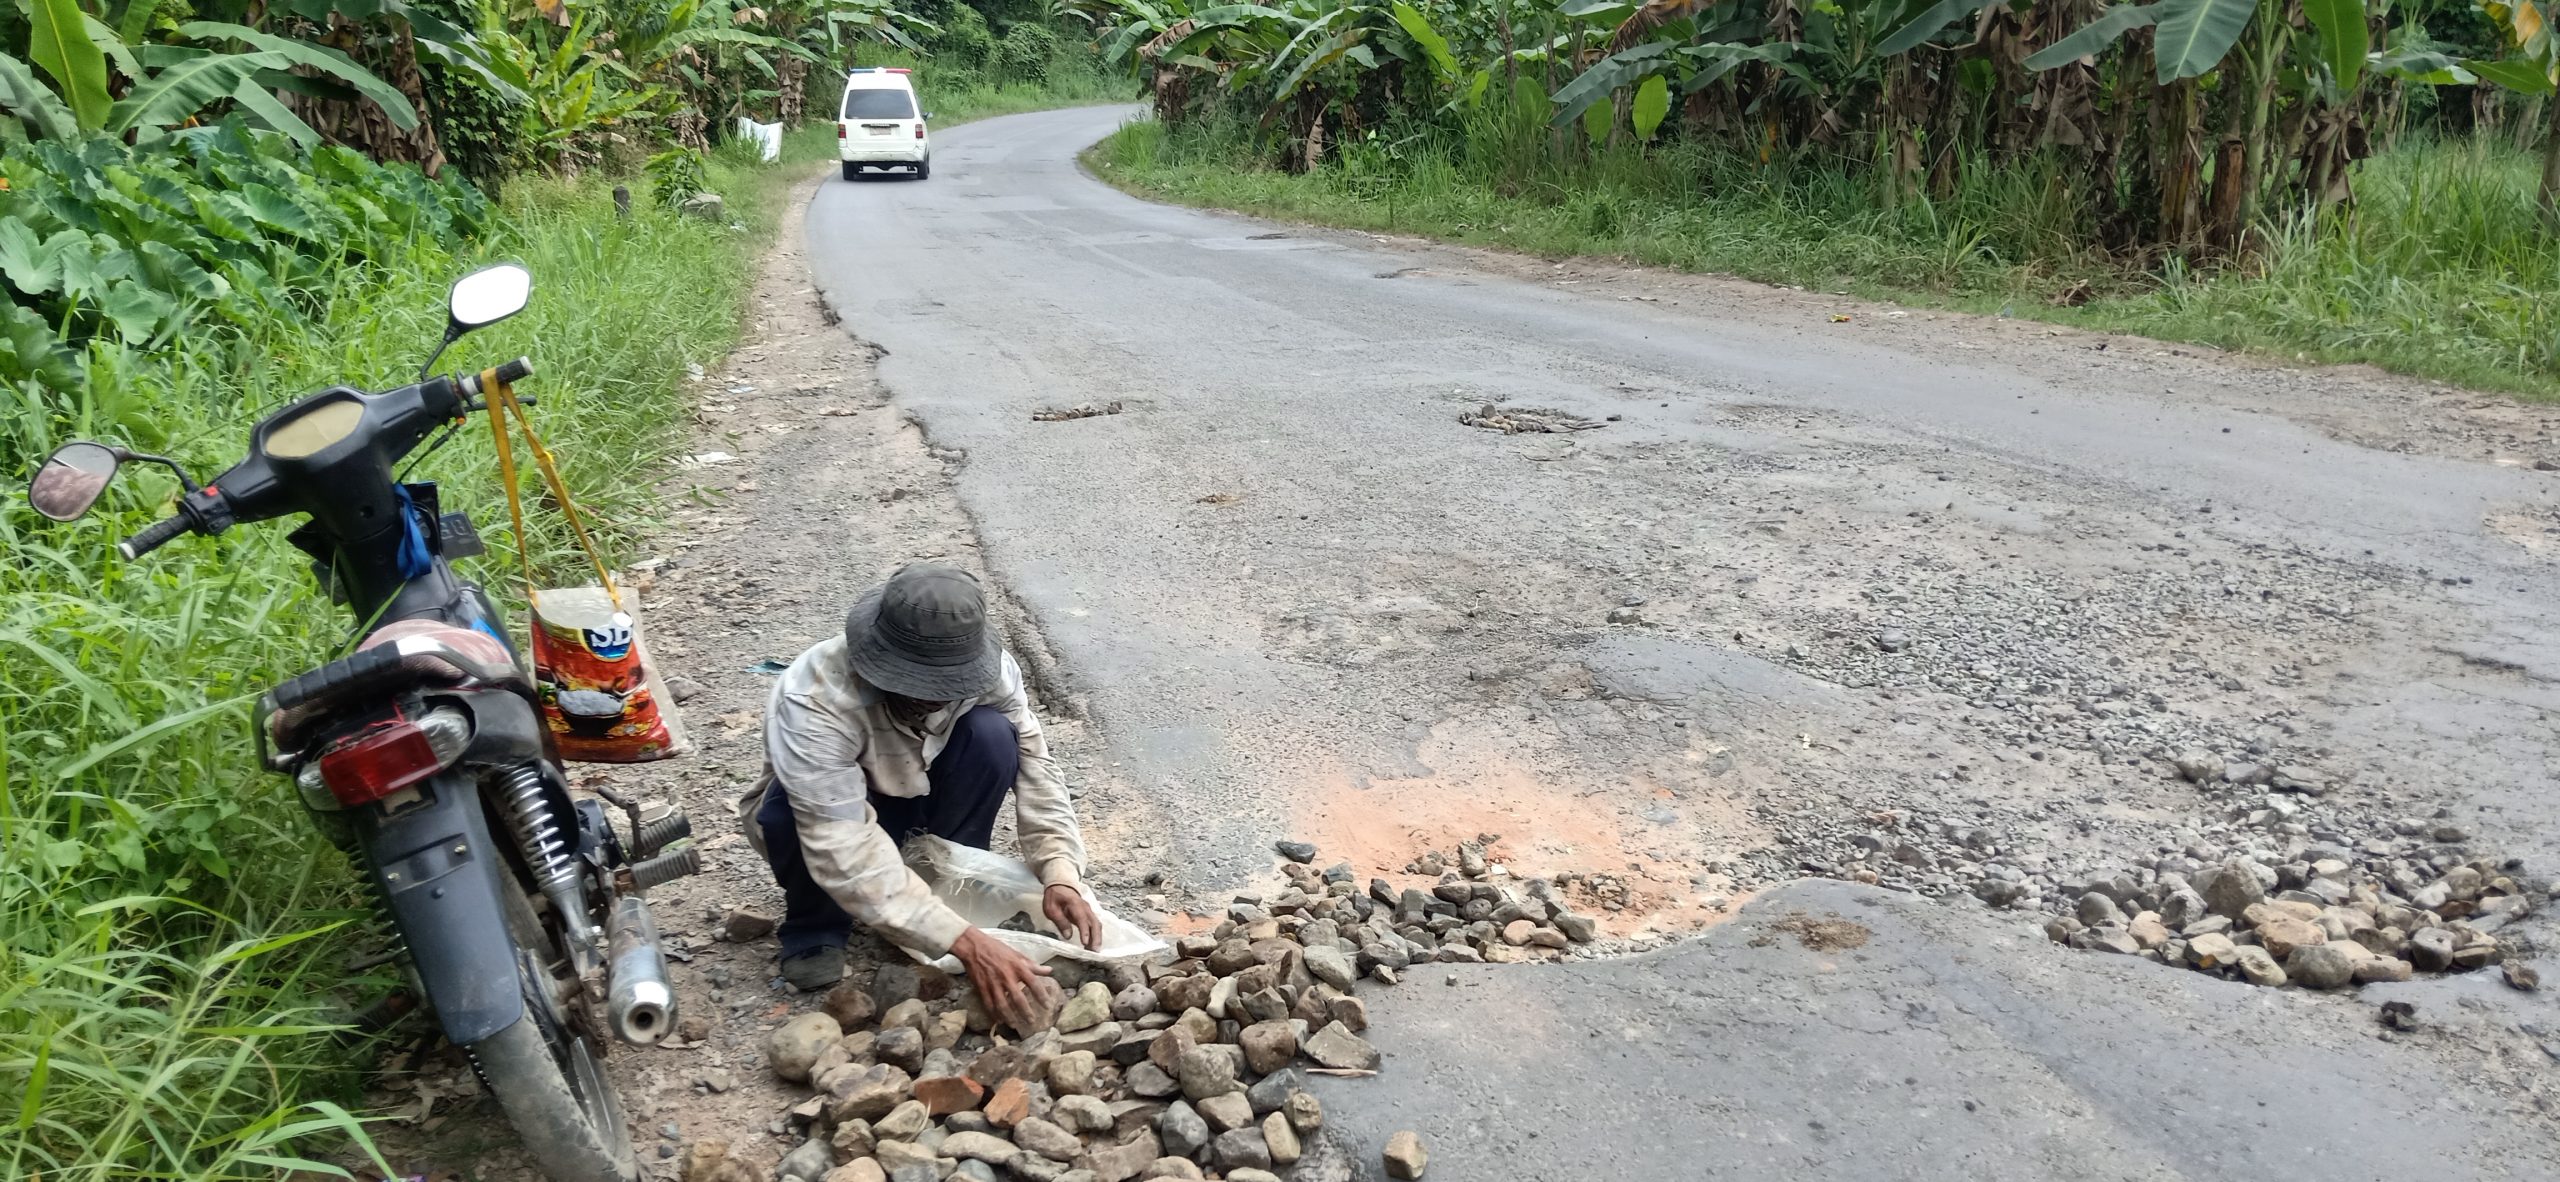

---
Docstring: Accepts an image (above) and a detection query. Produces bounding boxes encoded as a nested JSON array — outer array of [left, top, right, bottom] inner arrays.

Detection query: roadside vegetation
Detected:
[[1068, 0, 2560, 396], [0, 0, 1120, 1178]]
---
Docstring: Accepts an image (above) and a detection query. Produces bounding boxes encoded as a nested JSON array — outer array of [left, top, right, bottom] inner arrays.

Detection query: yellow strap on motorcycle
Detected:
[[483, 367, 623, 614]]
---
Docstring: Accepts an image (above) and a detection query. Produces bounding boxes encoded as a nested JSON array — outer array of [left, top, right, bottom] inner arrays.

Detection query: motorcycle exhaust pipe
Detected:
[[605, 894, 677, 1046]]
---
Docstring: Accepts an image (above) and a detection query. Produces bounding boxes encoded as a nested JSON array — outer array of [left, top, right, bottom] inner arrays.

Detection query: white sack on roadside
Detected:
[[736, 118, 783, 163], [900, 836, 1167, 972]]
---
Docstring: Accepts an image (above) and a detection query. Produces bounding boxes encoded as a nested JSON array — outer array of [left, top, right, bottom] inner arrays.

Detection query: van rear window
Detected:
[[842, 89, 916, 119]]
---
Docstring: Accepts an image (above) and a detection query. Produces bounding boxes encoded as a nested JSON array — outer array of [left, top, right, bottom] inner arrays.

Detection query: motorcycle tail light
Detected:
[[313, 707, 469, 807], [319, 721, 441, 806]]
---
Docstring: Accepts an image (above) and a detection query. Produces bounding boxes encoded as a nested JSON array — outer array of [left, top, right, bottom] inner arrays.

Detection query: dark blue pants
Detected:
[[757, 704, 1019, 959]]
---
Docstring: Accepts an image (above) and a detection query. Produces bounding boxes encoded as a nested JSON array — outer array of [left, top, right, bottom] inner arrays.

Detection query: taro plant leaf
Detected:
[[1631, 70, 1670, 139], [0, 51, 80, 139], [53, 232, 107, 304], [99, 278, 177, 341], [1391, 1, 1460, 81], [28, 0, 112, 130], [2149, 0, 2257, 81], [186, 189, 261, 240], [0, 301, 84, 390], [1548, 38, 1673, 126], [133, 240, 229, 303], [2024, 4, 2164, 69], [2302, 0, 2367, 89], [1876, 0, 1997, 56], [0, 217, 64, 296], [177, 21, 419, 129]]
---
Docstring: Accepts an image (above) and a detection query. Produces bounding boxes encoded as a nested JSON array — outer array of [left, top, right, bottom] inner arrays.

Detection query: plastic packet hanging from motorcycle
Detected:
[[530, 584, 690, 763], [482, 360, 690, 764]]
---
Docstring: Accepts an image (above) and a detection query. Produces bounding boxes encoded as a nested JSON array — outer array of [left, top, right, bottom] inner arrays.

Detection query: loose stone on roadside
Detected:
[[1384, 1130, 1430, 1179]]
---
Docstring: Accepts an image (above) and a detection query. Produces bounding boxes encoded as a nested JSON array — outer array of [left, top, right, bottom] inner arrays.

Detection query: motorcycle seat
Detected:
[[266, 621, 530, 748]]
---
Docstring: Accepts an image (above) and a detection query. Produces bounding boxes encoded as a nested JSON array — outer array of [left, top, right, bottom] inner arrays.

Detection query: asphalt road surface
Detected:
[[804, 106, 2560, 1178], [1305, 879, 2560, 1181]]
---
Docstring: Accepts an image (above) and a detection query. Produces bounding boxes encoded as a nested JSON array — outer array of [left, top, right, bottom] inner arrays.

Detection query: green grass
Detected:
[[1091, 109, 2560, 399], [0, 138, 807, 1181], [0, 47, 1132, 1172]]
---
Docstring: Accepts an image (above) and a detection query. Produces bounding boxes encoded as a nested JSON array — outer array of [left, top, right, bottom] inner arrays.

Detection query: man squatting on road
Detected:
[[737, 562, 1100, 1029]]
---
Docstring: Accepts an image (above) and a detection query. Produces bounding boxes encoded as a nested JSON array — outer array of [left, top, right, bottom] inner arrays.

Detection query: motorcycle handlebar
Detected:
[[111, 358, 536, 563], [462, 358, 534, 396], [117, 512, 193, 561]]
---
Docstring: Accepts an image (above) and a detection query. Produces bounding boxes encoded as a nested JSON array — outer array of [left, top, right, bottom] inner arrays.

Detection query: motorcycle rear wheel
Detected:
[[466, 870, 636, 1182]]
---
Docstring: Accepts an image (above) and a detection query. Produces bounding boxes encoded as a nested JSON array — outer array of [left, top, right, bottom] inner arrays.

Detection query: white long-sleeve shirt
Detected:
[[736, 635, 1086, 956]]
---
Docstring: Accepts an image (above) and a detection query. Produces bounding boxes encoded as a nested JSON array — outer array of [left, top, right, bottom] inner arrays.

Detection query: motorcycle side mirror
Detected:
[[423, 263, 533, 379], [450, 263, 532, 331], [28, 440, 121, 522]]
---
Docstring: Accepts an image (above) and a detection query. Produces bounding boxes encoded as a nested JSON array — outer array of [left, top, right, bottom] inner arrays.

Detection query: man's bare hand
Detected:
[[951, 927, 1053, 1032], [1043, 884, 1104, 952]]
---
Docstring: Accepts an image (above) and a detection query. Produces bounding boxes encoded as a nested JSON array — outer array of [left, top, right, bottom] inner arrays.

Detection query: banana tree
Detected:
[[2017, 0, 2375, 248], [1545, 0, 1807, 148], [2468, 0, 2558, 219], [445, 1, 654, 167], [1060, 0, 1269, 118], [2, 0, 420, 145]]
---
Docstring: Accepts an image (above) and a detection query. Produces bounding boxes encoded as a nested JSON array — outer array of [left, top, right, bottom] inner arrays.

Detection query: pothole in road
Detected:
[[1030, 400, 1124, 422], [1287, 717, 1769, 951], [1752, 911, 1873, 952], [1457, 402, 1605, 434]]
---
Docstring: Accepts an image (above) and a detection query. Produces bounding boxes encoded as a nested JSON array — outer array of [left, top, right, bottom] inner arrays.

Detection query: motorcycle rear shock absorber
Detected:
[[492, 762, 589, 943]]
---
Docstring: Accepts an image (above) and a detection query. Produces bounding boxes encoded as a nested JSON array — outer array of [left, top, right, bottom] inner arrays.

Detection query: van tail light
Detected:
[[915, 123, 926, 139], [838, 124, 848, 139], [308, 706, 471, 807]]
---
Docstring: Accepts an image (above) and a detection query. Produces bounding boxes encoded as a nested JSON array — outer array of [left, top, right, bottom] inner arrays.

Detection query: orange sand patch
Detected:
[[1293, 718, 1769, 942]]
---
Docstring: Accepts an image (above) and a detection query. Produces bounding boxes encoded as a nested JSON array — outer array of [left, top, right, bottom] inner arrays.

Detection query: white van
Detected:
[[837, 68, 930, 180]]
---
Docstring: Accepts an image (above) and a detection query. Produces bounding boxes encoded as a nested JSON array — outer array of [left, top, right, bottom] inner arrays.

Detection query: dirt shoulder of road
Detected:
[[374, 167, 1073, 1181]]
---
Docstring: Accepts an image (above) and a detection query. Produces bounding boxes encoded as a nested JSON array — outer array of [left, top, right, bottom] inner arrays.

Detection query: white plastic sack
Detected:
[[736, 118, 782, 163], [901, 836, 1167, 973]]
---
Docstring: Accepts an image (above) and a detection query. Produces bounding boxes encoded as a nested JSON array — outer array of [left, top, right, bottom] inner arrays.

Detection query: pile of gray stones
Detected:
[[2040, 847, 2538, 990], [1362, 837, 1605, 961], [682, 838, 1512, 1182], [1725, 739, 2551, 992]]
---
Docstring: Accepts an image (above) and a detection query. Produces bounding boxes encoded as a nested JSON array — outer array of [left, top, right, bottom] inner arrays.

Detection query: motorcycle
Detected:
[[26, 264, 697, 1182]]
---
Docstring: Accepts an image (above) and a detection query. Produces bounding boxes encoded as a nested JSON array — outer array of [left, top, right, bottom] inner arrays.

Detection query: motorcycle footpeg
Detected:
[[619, 843, 701, 892], [630, 805, 692, 860]]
